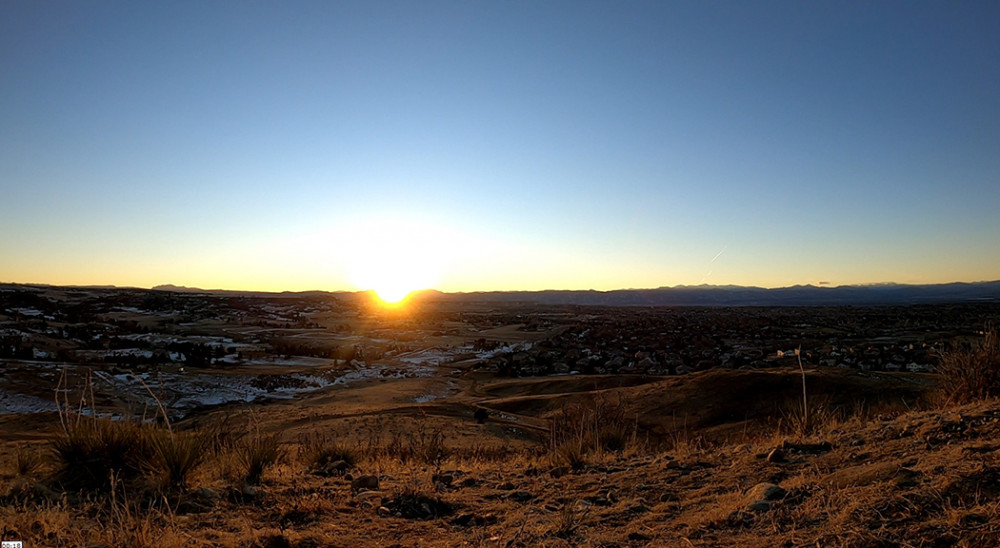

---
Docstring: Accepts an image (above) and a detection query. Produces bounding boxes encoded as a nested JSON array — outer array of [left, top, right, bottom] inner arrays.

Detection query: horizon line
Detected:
[[3, 279, 999, 296]]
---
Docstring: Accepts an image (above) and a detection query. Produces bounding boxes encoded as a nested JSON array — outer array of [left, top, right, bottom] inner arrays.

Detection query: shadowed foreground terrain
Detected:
[[1, 285, 999, 546], [3, 367, 999, 547]]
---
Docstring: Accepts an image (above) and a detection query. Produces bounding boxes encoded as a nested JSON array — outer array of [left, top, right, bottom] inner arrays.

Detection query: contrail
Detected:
[[710, 245, 728, 264], [699, 245, 728, 284]]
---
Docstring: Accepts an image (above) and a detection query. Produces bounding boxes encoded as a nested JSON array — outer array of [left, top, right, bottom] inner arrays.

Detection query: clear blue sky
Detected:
[[2, 1, 998, 292]]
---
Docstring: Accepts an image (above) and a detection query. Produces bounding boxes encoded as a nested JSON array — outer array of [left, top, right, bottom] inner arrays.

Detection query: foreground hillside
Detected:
[[2, 366, 997, 547]]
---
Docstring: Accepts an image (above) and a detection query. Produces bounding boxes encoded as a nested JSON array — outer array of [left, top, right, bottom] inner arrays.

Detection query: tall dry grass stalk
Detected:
[[936, 327, 1000, 404], [546, 394, 641, 468]]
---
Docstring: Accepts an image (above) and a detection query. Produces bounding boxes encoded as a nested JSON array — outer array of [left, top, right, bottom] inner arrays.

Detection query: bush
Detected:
[[546, 394, 637, 463], [236, 433, 281, 485], [936, 328, 1000, 404], [50, 418, 149, 491], [552, 440, 588, 471], [14, 444, 44, 477], [377, 427, 450, 467], [302, 435, 358, 476], [144, 430, 209, 492]]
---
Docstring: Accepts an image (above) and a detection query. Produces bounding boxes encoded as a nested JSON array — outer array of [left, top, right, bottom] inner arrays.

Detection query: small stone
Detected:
[[508, 491, 533, 503], [194, 487, 221, 503], [659, 492, 678, 503], [432, 472, 455, 487], [549, 466, 570, 478], [474, 408, 490, 424], [743, 482, 786, 513], [745, 482, 786, 502], [351, 475, 379, 492], [322, 459, 351, 474]]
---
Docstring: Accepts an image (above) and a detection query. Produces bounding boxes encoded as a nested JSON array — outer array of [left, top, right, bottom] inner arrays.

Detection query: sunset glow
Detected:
[[0, 3, 997, 292], [347, 218, 439, 304]]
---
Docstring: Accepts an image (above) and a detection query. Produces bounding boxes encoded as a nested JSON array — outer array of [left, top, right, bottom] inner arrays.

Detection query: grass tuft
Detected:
[[936, 327, 1000, 404], [144, 429, 209, 492], [301, 434, 358, 476], [14, 444, 45, 477], [49, 418, 149, 491], [235, 432, 281, 485]]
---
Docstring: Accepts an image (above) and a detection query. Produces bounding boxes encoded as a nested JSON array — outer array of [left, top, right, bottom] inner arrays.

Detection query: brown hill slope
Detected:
[[2, 369, 993, 547], [482, 368, 935, 443]]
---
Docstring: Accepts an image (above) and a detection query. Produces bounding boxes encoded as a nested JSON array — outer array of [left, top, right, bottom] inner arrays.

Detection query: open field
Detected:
[[2, 285, 1000, 546]]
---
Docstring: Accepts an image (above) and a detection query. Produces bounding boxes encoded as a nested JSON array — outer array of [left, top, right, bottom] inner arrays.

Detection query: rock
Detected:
[[317, 459, 351, 476], [377, 506, 392, 517], [550, 466, 570, 478], [507, 491, 533, 503], [451, 512, 498, 527], [659, 492, 678, 503], [782, 440, 833, 454], [351, 475, 380, 492], [744, 482, 786, 512], [474, 408, 490, 424], [194, 487, 221, 501], [891, 467, 923, 488], [432, 472, 455, 487], [823, 462, 901, 489], [354, 490, 384, 503], [29, 481, 62, 501], [746, 482, 787, 502], [585, 494, 613, 506], [256, 533, 292, 548], [240, 482, 259, 498], [766, 448, 786, 463]]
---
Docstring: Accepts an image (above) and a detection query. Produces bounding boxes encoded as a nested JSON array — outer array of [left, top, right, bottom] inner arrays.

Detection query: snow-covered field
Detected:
[[0, 389, 58, 413]]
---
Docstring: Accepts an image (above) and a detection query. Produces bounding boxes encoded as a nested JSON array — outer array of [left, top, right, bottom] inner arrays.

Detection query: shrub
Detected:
[[552, 440, 588, 471], [301, 435, 358, 476], [235, 433, 281, 485], [144, 430, 209, 492], [546, 394, 637, 462], [14, 444, 44, 477], [936, 328, 1000, 404], [50, 418, 149, 491], [376, 427, 450, 467]]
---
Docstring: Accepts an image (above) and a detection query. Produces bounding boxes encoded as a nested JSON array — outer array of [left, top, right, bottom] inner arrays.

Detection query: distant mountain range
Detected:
[[416, 281, 1000, 307], [141, 281, 1000, 306]]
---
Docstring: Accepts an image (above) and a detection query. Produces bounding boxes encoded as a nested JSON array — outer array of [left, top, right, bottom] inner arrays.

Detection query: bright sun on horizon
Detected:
[[347, 218, 440, 305]]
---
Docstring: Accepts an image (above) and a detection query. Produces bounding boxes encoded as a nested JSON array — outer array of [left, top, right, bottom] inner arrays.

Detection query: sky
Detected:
[[1, 1, 998, 294]]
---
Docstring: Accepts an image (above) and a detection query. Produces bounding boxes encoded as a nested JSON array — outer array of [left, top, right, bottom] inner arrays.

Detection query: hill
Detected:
[[4, 366, 998, 547], [426, 281, 1000, 307]]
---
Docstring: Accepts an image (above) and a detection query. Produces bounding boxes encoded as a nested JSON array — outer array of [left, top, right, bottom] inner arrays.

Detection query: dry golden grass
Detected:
[[6, 355, 1000, 546], [936, 326, 1000, 404]]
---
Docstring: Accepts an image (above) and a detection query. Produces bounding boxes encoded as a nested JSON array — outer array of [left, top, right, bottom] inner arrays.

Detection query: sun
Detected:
[[365, 270, 424, 304], [374, 286, 412, 304], [347, 218, 440, 305]]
